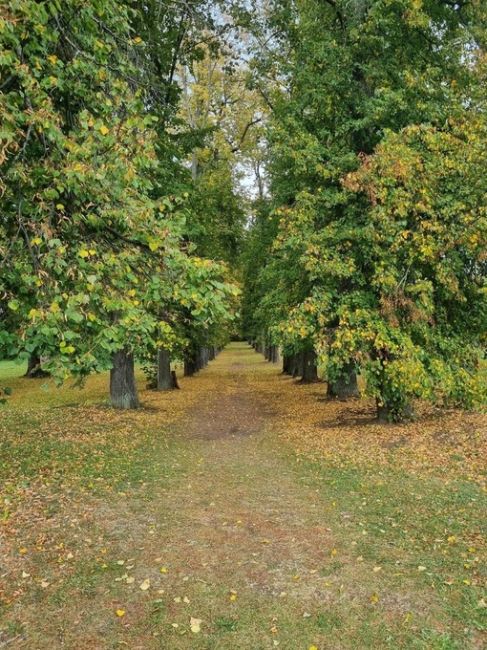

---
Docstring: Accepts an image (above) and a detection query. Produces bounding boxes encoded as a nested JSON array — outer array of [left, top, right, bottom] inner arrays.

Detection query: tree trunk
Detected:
[[282, 354, 293, 374], [327, 363, 359, 399], [184, 350, 198, 376], [292, 352, 304, 378], [110, 349, 139, 409], [300, 349, 318, 383], [376, 399, 413, 422], [24, 353, 49, 378], [270, 345, 279, 363], [196, 347, 208, 370], [156, 348, 173, 390], [208, 346, 216, 361]]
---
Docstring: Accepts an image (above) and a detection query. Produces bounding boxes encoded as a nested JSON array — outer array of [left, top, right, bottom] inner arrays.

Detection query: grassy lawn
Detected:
[[0, 347, 485, 649]]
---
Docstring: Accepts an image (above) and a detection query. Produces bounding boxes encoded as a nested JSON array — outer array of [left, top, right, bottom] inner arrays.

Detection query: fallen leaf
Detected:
[[116, 609, 125, 618], [139, 579, 150, 591], [190, 617, 202, 633]]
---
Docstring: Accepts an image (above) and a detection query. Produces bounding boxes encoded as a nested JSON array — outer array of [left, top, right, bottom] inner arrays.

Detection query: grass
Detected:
[[0, 346, 485, 649]]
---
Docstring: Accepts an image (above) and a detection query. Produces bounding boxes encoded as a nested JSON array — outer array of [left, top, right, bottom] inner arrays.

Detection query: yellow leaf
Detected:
[[47, 54, 58, 64], [190, 617, 202, 633], [56, 203, 65, 211], [115, 609, 125, 617], [447, 535, 457, 544], [79, 249, 89, 258], [160, 566, 168, 574], [370, 593, 379, 604], [139, 579, 150, 591], [99, 125, 109, 136]]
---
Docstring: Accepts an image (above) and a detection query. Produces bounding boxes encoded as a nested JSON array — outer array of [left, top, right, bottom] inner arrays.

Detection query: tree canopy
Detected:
[[1, 0, 485, 417]]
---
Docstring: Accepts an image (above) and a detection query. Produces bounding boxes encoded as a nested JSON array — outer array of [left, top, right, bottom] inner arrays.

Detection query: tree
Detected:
[[243, 0, 486, 418], [0, 0, 236, 408]]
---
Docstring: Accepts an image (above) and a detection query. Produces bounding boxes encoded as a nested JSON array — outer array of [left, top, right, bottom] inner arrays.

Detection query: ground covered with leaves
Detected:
[[0, 344, 485, 649]]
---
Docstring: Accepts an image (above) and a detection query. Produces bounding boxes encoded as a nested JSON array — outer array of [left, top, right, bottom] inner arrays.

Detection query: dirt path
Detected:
[[158, 343, 333, 594], [122, 343, 340, 648]]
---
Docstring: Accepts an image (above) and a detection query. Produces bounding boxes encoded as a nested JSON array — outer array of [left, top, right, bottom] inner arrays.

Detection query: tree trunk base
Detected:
[[110, 350, 139, 409], [327, 364, 359, 399], [157, 349, 174, 390], [377, 401, 414, 423], [24, 354, 50, 379], [300, 349, 318, 383]]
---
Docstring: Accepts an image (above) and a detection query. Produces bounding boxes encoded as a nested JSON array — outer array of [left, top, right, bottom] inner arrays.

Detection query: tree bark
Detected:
[[156, 348, 173, 390], [208, 346, 216, 361], [292, 352, 304, 378], [282, 354, 292, 374], [110, 349, 139, 409], [327, 363, 359, 399], [184, 350, 198, 376], [24, 353, 49, 378], [300, 348, 319, 383], [270, 345, 279, 363], [376, 399, 413, 422]]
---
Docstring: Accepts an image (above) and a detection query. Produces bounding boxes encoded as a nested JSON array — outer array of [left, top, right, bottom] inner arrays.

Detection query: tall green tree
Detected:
[[0, 0, 236, 407], [244, 0, 486, 417]]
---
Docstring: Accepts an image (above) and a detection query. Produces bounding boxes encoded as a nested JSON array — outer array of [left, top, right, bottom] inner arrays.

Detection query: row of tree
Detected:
[[242, 0, 486, 421], [0, 0, 248, 408]]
